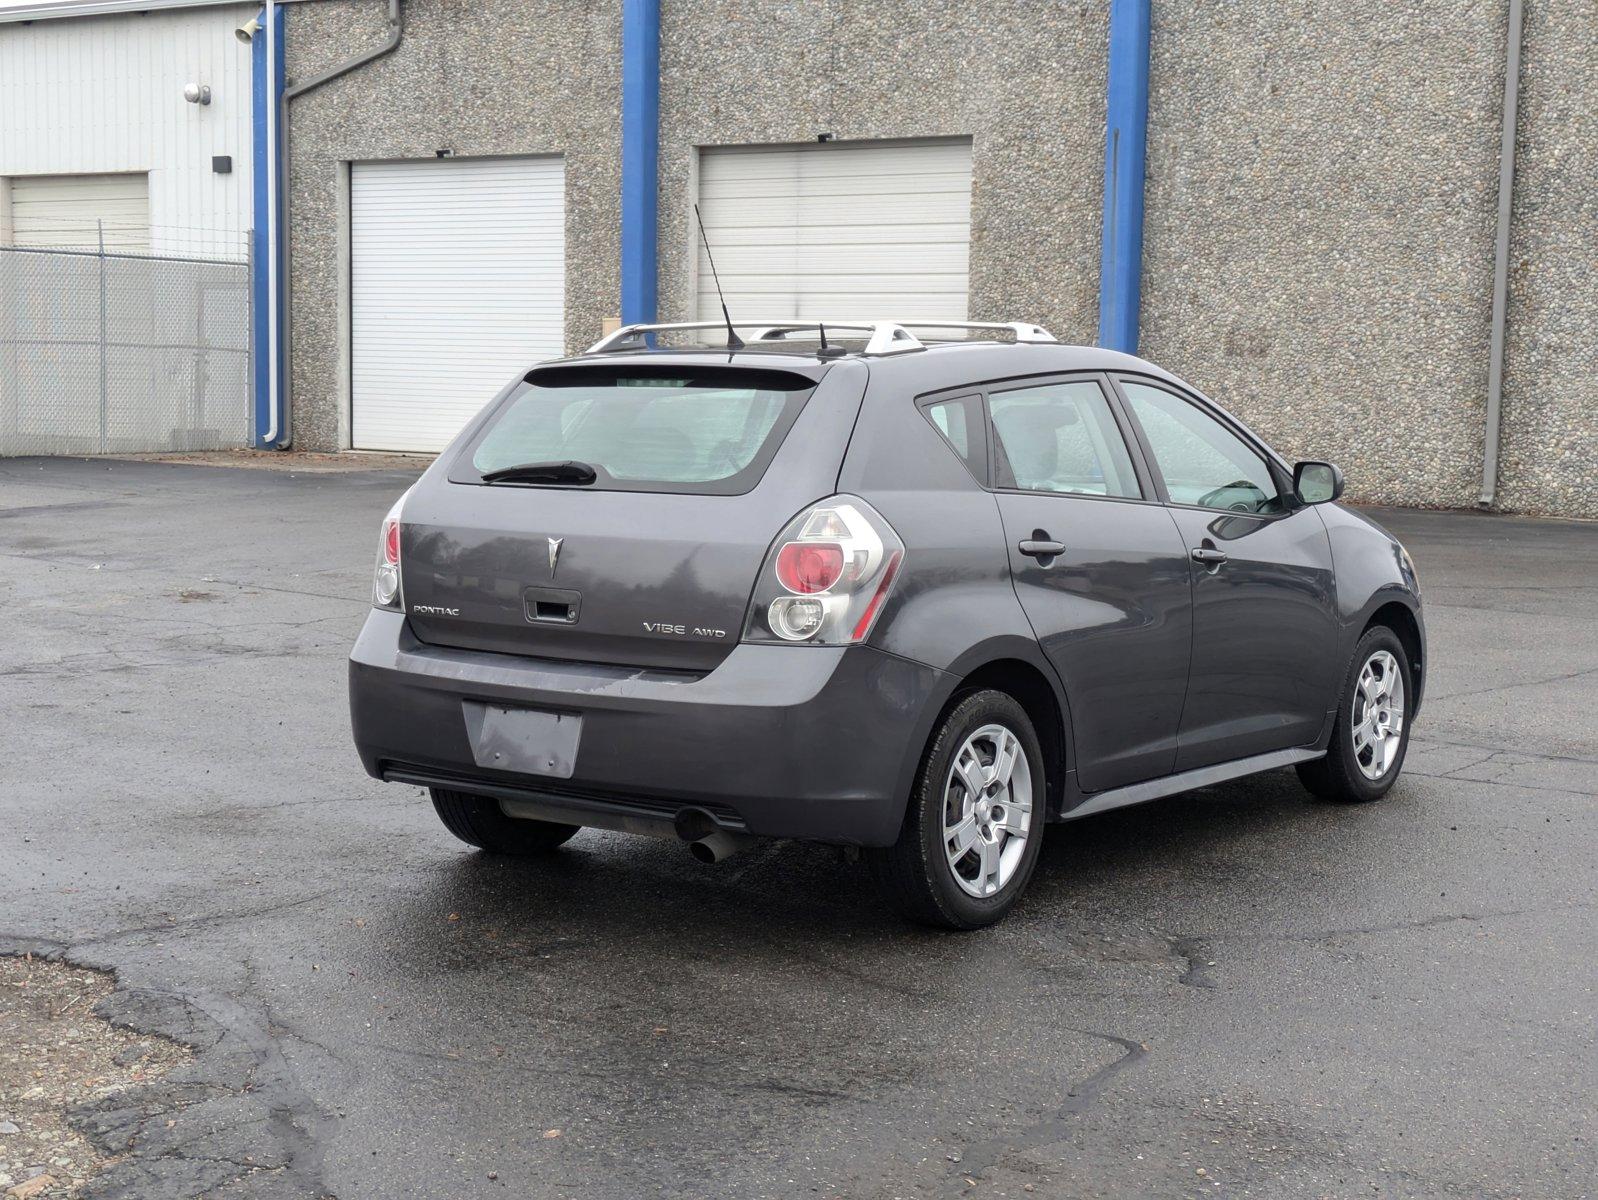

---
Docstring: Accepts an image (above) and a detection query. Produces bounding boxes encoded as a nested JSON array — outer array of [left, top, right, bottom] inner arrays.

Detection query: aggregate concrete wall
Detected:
[[284, 0, 620, 452], [1497, 0, 1598, 517], [653, 1, 1109, 347], [1140, 1, 1505, 512], [282, 0, 1595, 516]]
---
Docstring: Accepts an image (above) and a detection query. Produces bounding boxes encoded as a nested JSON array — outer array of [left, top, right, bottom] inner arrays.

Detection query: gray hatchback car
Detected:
[[349, 319, 1424, 928]]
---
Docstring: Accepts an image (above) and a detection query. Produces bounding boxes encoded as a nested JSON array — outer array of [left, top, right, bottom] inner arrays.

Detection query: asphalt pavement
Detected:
[[1, 456, 1593, 1199]]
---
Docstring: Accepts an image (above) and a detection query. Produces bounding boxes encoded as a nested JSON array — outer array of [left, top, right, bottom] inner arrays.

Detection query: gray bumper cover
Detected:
[[349, 610, 948, 846]]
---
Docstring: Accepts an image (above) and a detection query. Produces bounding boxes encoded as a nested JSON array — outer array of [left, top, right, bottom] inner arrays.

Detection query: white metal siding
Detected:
[[9, 173, 150, 252], [350, 156, 566, 454], [0, 4, 253, 259], [695, 139, 973, 321]]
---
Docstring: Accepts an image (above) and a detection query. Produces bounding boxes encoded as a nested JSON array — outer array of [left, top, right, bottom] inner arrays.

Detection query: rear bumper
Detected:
[[349, 609, 948, 846]]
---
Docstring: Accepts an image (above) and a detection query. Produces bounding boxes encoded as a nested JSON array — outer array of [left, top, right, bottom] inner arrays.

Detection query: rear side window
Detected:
[[454, 366, 815, 494], [989, 381, 1141, 499], [921, 395, 988, 483]]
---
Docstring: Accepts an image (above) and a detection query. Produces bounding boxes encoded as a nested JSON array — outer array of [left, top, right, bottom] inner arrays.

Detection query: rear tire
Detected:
[[867, 689, 1047, 930], [1296, 625, 1413, 804], [429, 788, 580, 854]]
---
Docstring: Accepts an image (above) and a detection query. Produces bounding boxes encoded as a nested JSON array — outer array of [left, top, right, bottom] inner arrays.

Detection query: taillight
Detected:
[[775, 542, 844, 594], [373, 495, 405, 611], [743, 497, 905, 645]]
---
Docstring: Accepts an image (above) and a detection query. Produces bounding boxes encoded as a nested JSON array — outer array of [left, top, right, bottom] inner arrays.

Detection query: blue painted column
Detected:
[[249, 4, 285, 446], [1098, 0, 1151, 354], [620, 0, 660, 326]]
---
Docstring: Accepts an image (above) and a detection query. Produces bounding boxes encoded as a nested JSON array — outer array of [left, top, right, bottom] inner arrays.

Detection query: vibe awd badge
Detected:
[[643, 621, 727, 639]]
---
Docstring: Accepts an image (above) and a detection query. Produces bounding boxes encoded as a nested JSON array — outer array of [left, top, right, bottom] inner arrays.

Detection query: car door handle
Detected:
[[1190, 546, 1228, 567], [1019, 539, 1067, 558]]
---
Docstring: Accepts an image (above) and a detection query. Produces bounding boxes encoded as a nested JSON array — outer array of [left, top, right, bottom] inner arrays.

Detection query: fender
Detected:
[[885, 634, 1079, 826], [1319, 504, 1427, 715]]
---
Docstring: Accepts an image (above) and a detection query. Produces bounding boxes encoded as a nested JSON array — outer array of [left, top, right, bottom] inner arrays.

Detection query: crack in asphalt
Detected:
[[1402, 767, 1598, 799], [1285, 908, 1526, 943], [39, 889, 341, 951], [1427, 663, 1598, 702], [0, 549, 368, 606], [1410, 734, 1598, 766], [0, 499, 128, 519], [945, 1028, 1150, 1192]]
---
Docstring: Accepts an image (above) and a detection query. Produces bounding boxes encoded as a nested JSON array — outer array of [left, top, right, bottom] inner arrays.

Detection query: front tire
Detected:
[[1297, 625, 1413, 803], [867, 690, 1047, 930], [430, 788, 580, 854]]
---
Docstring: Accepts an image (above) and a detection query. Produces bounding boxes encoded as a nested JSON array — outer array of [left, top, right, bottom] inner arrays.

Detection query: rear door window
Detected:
[[989, 381, 1142, 499], [452, 366, 816, 494]]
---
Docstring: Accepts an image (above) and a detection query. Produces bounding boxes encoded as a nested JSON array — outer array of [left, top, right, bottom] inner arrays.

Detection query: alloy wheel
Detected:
[[1351, 649, 1406, 780], [942, 723, 1034, 898]]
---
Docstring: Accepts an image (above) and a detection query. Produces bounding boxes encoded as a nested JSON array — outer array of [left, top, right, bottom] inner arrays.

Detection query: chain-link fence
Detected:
[[0, 245, 252, 456]]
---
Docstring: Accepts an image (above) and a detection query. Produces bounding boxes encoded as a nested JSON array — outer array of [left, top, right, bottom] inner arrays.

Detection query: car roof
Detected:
[[529, 338, 1291, 472], [544, 339, 1186, 388]]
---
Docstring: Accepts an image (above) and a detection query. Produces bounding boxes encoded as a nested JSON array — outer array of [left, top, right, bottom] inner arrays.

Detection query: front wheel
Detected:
[[867, 689, 1047, 930], [430, 788, 580, 854], [1297, 626, 1413, 803]]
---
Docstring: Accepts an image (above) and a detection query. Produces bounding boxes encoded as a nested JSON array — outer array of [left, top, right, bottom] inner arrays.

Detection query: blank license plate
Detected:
[[461, 702, 581, 779]]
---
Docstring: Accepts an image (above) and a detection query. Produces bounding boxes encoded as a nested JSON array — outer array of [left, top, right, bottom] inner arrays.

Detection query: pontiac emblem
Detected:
[[547, 536, 564, 575]]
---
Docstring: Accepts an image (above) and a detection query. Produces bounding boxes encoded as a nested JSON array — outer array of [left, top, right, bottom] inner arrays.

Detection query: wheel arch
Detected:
[[953, 659, 1069, 818], [1363, 598, 1425, 716], [889, 638, 1075, 833]]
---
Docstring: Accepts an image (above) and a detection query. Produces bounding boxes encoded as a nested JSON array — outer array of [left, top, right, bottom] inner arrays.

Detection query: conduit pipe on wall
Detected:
[[249, 3, 283, 447], [271, 0, 405, 447], [1097, 0, 1151, 354], [1480, 0, 1523, 508], [620, 0, 660, 326]]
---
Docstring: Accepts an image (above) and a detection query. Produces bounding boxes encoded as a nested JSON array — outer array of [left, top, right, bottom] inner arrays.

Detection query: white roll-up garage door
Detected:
[[350, 156, 564, 453], [9, 173, 150, 253], [695, 139, 972, 322]]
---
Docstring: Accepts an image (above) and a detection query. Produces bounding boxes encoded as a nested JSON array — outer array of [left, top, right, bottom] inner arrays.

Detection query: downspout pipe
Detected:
[[275, 0, 404, 448], [1480, 0, 1523, 508], [1097, 0, 1151, 355], [249, 3, 284, 448], [620, 0, 660, 326]]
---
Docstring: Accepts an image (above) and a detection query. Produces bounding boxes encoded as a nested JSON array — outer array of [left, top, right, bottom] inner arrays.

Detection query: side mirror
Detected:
[[1294, 460, 1344, 505]]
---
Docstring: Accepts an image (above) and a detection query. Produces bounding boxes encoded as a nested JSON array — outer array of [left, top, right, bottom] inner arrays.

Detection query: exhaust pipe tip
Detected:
[[674, 808, 757, 864]]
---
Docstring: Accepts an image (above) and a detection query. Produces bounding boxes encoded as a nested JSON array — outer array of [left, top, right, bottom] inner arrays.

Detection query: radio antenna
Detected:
[[694, 203, 743, 350], [815, 320, 845, 359]]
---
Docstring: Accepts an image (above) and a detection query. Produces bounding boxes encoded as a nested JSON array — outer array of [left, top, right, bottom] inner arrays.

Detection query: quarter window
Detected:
[[989, 382, 1141, 499], [1120, 381, 1281, 514], [922, 395, 988, 483]]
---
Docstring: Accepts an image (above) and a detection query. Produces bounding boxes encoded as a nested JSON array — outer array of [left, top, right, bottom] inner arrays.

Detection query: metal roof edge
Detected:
[[0, 0, 311, 26]]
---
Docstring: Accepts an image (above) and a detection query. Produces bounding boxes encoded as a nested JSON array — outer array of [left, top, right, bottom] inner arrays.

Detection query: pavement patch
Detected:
[[0, 955, 188, 1198]]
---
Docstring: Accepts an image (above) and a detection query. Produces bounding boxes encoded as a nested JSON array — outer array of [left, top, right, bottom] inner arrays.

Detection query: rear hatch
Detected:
[[398, 357, 868, 672]]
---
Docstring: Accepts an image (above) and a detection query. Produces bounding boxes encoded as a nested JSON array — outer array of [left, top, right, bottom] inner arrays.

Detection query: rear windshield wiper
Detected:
[[479, 460, 598, 486]]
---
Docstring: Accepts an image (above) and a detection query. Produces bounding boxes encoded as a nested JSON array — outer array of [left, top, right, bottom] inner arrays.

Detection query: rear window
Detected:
[[451, 366, 816, 495]]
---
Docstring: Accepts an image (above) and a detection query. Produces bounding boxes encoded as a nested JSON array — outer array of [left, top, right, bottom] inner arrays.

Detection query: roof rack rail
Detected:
[[584, 319, 1057, 357]]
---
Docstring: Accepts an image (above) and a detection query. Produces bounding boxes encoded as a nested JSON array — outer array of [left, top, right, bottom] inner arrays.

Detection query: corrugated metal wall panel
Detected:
[[0, 4, 253, 260], [349, 156, 566, 454], [695, 139, 974, 321]]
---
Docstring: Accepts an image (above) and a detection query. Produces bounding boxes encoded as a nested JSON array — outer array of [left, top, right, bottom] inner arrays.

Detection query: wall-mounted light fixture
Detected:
[[183, 83, 212, 105]]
